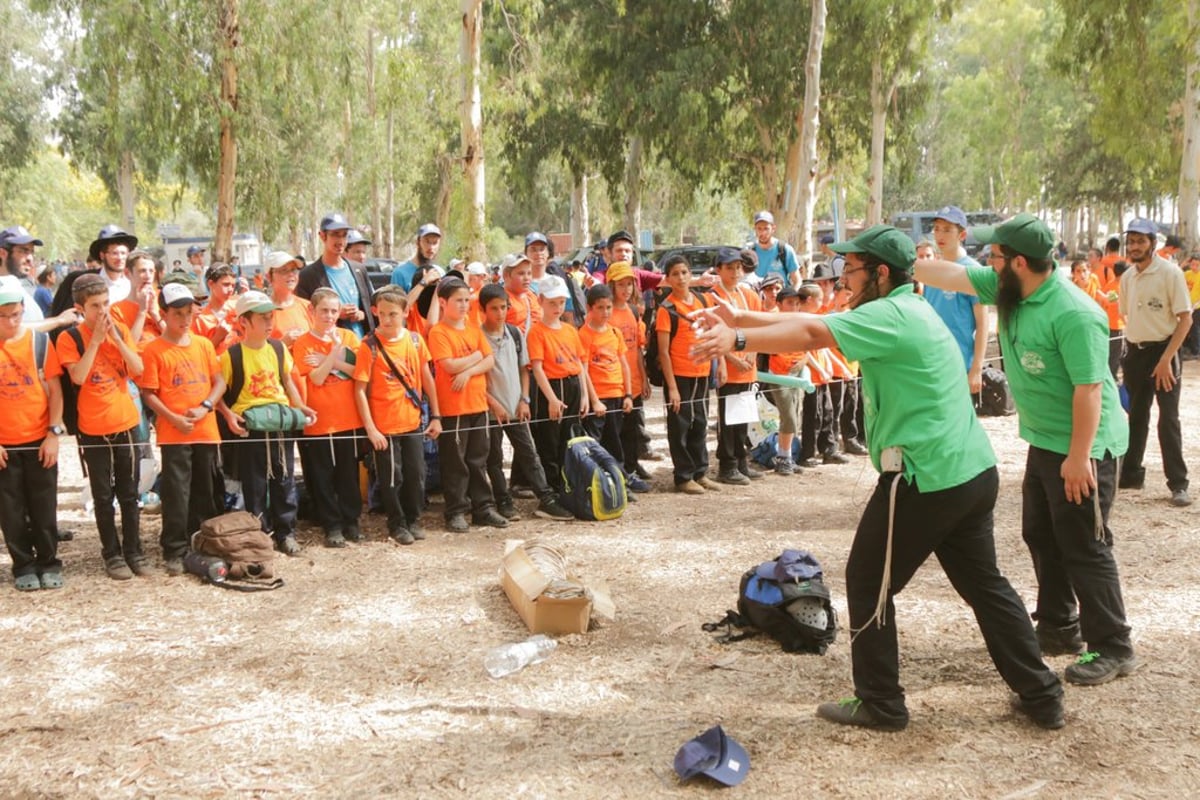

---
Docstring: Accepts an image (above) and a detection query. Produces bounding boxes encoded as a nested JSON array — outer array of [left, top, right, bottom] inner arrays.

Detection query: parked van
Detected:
[[890, 210, 1003, 258]]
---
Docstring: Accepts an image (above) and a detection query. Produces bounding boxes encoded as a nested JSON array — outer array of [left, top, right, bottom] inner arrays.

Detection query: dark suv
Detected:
[[647, 244, 743, 275]]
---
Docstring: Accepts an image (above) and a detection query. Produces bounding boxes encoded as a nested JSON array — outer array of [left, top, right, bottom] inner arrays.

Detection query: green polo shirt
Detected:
[[966, 266, 1128, 458], [823, 285, 996, 492]]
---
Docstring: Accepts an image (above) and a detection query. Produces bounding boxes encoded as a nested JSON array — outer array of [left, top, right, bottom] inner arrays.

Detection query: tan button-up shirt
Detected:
[[1118, 256, 1190, 344]]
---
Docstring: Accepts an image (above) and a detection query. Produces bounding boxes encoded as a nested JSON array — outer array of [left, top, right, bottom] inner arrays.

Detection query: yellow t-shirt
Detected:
[[1185, 269, 1200, 309], [220, 341, 293, 415]]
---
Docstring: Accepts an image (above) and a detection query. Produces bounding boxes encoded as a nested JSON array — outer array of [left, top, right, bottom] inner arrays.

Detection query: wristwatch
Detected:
[[520, 395, 531, 404], [200, 400, 215, 412], [733, 328, 747, 352], [48, 425, 66, 436]]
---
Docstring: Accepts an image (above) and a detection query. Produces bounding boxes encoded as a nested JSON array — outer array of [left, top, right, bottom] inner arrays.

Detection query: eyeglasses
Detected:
[[842, 267, 869, 276]]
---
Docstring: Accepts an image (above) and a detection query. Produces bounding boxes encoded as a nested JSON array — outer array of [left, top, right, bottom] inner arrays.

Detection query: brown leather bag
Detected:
[[193, 511, 277, 580]]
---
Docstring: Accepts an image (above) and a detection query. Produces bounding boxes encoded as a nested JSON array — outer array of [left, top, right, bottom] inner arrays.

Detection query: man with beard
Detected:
[[916, 212, 1139, 687], [1116, 218, 1192, 507], [48, 226, 138, 322], [689, 224, 1064, 731], [296, 212, 375, 338], [749, 211, 802, 288], [389, 223, 442, 293]]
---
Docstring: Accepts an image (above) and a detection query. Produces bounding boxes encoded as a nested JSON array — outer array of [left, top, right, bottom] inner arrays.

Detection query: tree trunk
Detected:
[[386, 108, 395, 259], [459, 0, 486, 261], [782, 0, 826, 272], [367, 27, 381, 257], [214, 0, 240, 265], [866, 53, 889, 227], [1181, 3, 1200, 252], [435, 153, 453, 233], [623, 135, 644, 241], [570, 173, 589, 248], [116, 150, 136, 232]]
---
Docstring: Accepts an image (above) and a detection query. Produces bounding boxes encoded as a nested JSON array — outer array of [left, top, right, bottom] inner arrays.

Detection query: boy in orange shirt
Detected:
[[795, 284, 850, 468], [111, 251, 163, 347], [764, 286, 811, 475], [606, 261, 653, 481], [656, 255, 722, 494], [428, 278, 506, 533], [138, 282, 225, 574], [193, 264, 241, 354], [295, 288, 363, 547], [502, 253, 541, 336], [710, 248, 763, 484], [0, 276, 66, 590], [354, 287, 441, 544], [580, 283, 650, 493], [56, 274, 148, 580], [266, 253, 312, 347], [528, 275, 603, 497]]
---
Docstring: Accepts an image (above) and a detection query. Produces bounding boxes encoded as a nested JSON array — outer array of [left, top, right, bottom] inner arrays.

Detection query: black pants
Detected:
[[584, 397, 626, 469], [1121, 340, 1188, 491], [800, 385, 836, 460], [846, 467, 1061, 725], [234, 431, 297, 542], [488, 419, 555, 506], [1185, 313, 1200, 356], [374, 432, 425, 534], [1107, 330, 1123, 381], [159, 443, 219, 560], [79, 428, 142, 561], [530, 375, 583, 495], [715, 381, 750, 472], [438, 412, 494, 518], [0, 441, 60, 577], [619, 396, 646, 474], [1022, 447, 1132, 656], [666, 375, 710, 484], [839, 379, 862, 443], [299, 432, 364, 533]]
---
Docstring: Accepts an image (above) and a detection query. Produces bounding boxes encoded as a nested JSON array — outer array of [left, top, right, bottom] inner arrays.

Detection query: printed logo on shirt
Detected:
[[1019, 350, 1046, 375], [0, 361, 34, 400], [170, 359, 210, 389], [247, 369, 283, 398], [1146, 297, 1164, 312]]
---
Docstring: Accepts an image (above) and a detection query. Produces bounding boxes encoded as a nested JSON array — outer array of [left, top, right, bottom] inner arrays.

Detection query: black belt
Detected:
[[1127, 338, 1169, 350]]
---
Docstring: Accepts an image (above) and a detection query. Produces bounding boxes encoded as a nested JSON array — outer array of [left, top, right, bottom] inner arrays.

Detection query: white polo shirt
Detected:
[[1118, 255, 1190, 344]]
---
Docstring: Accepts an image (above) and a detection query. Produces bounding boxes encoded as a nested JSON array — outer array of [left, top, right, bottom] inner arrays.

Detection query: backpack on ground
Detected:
[[192, 511, 279, 583], [642, 288, 711, 388], [560, 428, 627, 521], [977, 365, 1015, 417], [704, 550, 838, 654]]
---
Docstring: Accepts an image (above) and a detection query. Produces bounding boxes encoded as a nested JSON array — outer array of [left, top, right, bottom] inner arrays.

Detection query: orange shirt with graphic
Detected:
[[270, 297, 312, 342], [354, 332, 430, 435], [712, 283, 761, 384], [655, 291, 710, 379], [55, 322, 140, 436], [527, 321, 584, 380], [294, 328, 362, 435], [193, 304, 242, 355], [505, 288, 541, 333], [610, 305, 646, 397], [0, 328, 63, 445], [139, 335, 221, 445], [111, 298, 162, 349], [1094, 258, 1124, 331], [579, 323, 627, 399], [428, 322, 492, 417]]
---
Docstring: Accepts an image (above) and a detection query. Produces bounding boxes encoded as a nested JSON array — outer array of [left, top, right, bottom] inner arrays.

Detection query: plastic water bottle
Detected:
[[484, 634, 557, 678]]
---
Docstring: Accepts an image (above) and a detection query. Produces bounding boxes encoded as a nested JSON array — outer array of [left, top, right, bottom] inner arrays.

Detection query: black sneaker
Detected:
[[497, 503, 521, 521], [1036, 622, 1084, 656], [535, 498, 575, 520], [715, 468, 751, 486], [823, 451, 851, 465], [1064, 651, 1142, 686], [473, 509, 510, 528], [815, 697, 907, 732], [343, 523, 363, 542], [1009, 694, 1066, 730], [390, 527, 415, 545], [799, 457, 822, 468], [844, 439, 869, 456], [737, 460, 765, 480], [773, 456, 794, 476], [408, 521, 426, 541], [325, 530, 347, 548], [633, 464, 652, 480], [446, 514, 470, 533], [1118, 473, 1144, 490]]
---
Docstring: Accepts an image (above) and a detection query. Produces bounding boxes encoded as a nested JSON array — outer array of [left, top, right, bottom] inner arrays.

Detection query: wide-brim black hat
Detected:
[[89, 224, 139, 262]]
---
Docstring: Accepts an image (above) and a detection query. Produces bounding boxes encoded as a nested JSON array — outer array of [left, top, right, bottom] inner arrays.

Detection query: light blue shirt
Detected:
[[390, 259, 419, 292], [752, 240, 799, 282], [325, 259, 364, 338], [923, 254, 981, 369]]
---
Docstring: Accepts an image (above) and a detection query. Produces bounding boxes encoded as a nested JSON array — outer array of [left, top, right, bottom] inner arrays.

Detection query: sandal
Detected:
[[14, 574, 41, 592], [40, 572, 65, 590]]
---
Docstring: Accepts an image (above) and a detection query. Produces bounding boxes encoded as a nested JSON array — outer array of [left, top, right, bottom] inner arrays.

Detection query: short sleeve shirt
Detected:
[[55, 322, 141, 437], [527, 321, 585, 379], [354, 332, 430, 435], [922, 254, 981, 369], [579, 323, 627, 399], [655, 292, 710, 379], [967, 266, 1128, 458], [428, 322, 492, 416], [139, 335, 221, 445], [752, 239, 799, 282], [823, 285, 996, 491], [219, 341, 293, 415], [0, 328, 63, 444], [609, 306, 647, 396], [293, 328, 362, 435], [1119, 256, 1191, 343]]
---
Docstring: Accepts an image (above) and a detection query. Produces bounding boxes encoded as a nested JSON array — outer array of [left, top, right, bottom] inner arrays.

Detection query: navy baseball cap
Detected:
[[753, 210, 775, 225], [673, 725, 750, 786], [186, 244, 207, 257], [524, 231, 550, 249], [607, 229, 635, 246], [755, 549, 823, 582], [715, 247, 742, 265], [1125, 218, 1158, 236], [818, 233, 835, 245], [320, 212, 353, 232], [346, 229, 372, 246], [417, 223, 442, 239], [0, 225, 43, 248], [932, 205, 968, 229]]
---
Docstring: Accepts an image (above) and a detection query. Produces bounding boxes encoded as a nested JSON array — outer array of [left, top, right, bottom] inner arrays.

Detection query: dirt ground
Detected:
[[2, 368, 1199, 799]]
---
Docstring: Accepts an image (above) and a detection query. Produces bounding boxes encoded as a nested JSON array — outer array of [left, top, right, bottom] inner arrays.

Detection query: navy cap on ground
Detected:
[[673, 725, 750, 787]]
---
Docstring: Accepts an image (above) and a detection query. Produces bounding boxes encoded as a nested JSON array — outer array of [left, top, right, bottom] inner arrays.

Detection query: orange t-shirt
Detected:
[[579, 323, 627, 399], [808, 349, 835, 386], [353, 332, 430, 435], [111, 298, 162, 348], [270, 297, 312, 342], [428, 322, 492, 417], [505, 288, 541, 333], [655, 291, 710, 379], [55, 322, 140, 436], [1094, 259, 1124, 331], [0, 328, 63, 445], [293, 328, 362, 435], [769, 350, 808, 375], [527, 321, 585, 380], [610, 305, 647, 397], [138, 335, 221, 445], [192, 303, 241, 355], [713, 283, 761, 384]]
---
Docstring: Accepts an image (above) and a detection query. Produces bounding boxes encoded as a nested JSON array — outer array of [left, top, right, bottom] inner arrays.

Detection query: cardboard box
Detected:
[[500, 540, 613, 635]]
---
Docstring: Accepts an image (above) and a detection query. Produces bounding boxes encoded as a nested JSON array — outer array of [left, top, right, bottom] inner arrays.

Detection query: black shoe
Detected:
[[737, 460, 765, 480], [715, 468, 750, 486], [823, 451, 851, 465], [55, 528, 76, 542], [390, 526, 415, 545], [815, 697, 907, 732], [446, 514, 469, 533], [1036, 622, 1084, 656], [534, 497, 575, 520], [1064, 651, 1142, 686], [509, 484, 536, 500], [497, 502, 521, 521], [1118, 473, 1144, 490], [343, 523, 363, 542], [843, 439, 869, 456], [325, 530, 347, 548], [633, 465, 651, 480], [408, 521, 426, 541], [1010, 694, 1066, 730], [473, 509, 510, 528], [799, 457, 822, 469]]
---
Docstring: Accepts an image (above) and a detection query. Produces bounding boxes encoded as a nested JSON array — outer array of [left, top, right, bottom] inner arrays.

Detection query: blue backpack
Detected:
[[560, 429, 627, 521]]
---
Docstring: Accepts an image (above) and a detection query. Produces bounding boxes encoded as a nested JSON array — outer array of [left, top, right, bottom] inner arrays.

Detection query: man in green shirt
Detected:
[[915, 213, 1138, 687], [689, 224, 1064, 731]]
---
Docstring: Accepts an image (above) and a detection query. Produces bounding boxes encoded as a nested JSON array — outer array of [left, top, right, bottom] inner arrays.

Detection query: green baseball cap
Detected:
[[969, 213, 1054, 260], [828, 224, 917, 273]]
